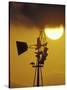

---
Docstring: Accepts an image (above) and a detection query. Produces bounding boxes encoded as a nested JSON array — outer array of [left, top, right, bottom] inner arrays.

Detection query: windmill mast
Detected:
[[31, 30, 48, 86]]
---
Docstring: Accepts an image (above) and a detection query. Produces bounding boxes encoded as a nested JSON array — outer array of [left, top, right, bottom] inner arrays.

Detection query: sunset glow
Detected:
[[44, 26, 64, 40]]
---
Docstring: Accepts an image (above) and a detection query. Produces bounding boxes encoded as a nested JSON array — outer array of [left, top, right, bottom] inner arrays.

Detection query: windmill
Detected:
[[16, 30, 48, 87]]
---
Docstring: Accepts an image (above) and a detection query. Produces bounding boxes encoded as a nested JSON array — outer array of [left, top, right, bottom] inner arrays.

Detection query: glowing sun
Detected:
[[44, 25, 64, 40]]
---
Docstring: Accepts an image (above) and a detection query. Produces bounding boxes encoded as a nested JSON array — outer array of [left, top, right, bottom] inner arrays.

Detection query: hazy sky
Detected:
[[10, 2, 65, 28], [9, 2, 65, 88]]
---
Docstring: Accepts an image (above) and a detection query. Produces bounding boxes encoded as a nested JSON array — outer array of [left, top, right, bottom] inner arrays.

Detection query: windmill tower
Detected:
[[16, 30, 48, 87], [30, 30, 48, 86]]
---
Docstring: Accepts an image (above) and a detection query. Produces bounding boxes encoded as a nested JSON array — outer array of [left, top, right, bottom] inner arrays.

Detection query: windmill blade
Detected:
[[16, 41, 28, 55]]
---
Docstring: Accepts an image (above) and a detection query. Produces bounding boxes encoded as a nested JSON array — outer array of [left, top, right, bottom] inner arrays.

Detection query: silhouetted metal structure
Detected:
[[16, 30, 48, 87], [30, 36, 48, 86]]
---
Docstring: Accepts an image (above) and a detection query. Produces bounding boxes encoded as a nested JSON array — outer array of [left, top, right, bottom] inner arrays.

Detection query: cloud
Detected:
[[9, 2, 65, 29]]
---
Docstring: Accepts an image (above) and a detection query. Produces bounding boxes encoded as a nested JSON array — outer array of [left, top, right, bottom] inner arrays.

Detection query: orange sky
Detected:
[[10, 23, 65, 88], [9, 2, 65, 88]]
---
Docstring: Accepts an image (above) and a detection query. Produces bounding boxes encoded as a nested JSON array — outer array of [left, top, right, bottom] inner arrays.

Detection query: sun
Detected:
[[44, 25, 64, 40]]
